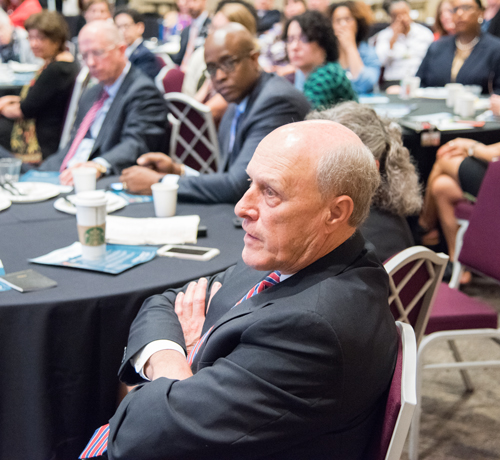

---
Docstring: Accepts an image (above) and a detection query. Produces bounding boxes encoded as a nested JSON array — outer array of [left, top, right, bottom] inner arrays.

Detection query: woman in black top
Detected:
[[0, 11, 79, 164]]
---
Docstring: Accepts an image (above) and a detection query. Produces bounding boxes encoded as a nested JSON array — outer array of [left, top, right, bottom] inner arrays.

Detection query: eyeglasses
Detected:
[[286, 34, 310, 45], [452, 4, 476, 14], [206, 53, 250, 78], [81, 46, 117, 62]]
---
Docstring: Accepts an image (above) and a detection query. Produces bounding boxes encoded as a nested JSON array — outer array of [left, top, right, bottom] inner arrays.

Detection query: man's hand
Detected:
[[60, 162, 102, 186], [119, 166, 165, 194], [137, 152, 182, 175], [0, 95, 20, 113], [436, 138, 476, 160], [174, 278, 222, 353]]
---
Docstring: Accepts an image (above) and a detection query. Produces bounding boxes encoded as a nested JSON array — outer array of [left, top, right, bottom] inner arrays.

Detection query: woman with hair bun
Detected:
[[308, 101, 422, 261]]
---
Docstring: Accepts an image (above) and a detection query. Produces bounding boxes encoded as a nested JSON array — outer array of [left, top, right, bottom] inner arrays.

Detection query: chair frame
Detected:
[[164, 92, 220, 174], [385, 321, 418, 460], [384, 246, 448, 345], [59, 66, 90, 149]]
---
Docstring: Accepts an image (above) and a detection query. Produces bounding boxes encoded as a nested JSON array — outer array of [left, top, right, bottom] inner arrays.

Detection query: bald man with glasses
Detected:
[[120, 23, 310, 204]]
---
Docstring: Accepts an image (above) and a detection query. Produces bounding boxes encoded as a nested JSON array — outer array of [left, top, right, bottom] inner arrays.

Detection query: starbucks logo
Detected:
[[85, 227, 105, 246]]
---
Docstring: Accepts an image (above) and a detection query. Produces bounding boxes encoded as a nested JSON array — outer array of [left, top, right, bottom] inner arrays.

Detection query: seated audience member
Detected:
[[37, 20, 169, 183], [2, 0, 41, 29], [0, 8, 37, 63], [84, 0, 112, 23], [183, 0, 257, 101], [284, 10, 357, 109], [255, 0, 281, 33], [417, 0, 500, 94], [308, 101, 422, 262], [481, 0, 500, 34], [418, 137, 499, 282], [114, 8, 163, 80], [374, 0, 433, 86], [433, 0, 455, 39], [188, 1, 257, 126], [330, 1, 380, 94], [162, 0, 192, 39], [120, 24, 310, 203], [258, 0, 307, 74], [171, 0, 211, 69], [81, 120, 398, 460], [0, 11, 78, 164]]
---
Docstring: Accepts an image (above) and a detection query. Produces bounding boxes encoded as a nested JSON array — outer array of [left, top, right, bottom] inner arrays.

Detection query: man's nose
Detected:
[[235, 185, 257, 219]]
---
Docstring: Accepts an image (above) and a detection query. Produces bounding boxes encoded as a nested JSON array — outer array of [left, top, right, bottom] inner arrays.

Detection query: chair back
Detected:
[[370, 321, 417, 460], [59, 66, 90, 149], [164, 92, 220, 174], [155, 66, 184, 94], [459, 160, 500, 283], [384, 246, 448, 344]]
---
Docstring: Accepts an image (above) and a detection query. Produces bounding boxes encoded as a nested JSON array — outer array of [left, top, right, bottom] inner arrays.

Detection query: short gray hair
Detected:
[[309, 102, 422, 216], [317, 141, 380, 228], [79, 20, 124, 46]]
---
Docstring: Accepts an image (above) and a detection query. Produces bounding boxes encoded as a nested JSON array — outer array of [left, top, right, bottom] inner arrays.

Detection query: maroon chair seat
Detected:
[[454, 199, 474, 220], [425, 284, 498, 334]]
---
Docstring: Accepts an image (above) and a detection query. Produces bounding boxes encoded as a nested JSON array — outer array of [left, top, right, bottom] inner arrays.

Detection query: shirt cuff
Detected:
[[92, 157, 112, 175], [131, 340, 186, 380]]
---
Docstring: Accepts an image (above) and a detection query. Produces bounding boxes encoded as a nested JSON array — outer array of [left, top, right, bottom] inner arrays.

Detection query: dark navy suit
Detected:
[[129, 41, 163, 80], [111, 232, 398, 460], [416, 33, 500, 94]]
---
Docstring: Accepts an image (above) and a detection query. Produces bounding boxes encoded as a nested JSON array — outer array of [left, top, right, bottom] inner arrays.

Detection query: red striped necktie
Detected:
[[59, 90, 109, 172], [80, 271, 281, 458]]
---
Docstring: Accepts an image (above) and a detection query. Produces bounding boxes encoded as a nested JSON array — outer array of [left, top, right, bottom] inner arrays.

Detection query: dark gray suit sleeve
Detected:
[[176, 92, 310, 204], [108, 308, 341, 460], [96, 84, 169, 174]]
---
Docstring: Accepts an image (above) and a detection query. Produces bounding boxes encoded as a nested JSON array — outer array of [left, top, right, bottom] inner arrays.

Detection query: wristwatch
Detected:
[[468, 142, 479, 157], [92, 162, 108, 175]]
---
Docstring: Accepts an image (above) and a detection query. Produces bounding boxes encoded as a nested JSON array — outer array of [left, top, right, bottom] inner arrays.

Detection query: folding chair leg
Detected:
[[409, 340, 427, 460], [447, 340, 474, 392]]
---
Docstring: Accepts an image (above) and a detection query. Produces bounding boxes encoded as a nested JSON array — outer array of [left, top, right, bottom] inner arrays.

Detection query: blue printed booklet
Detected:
[[20, 170, 73, 193], [110, 190, 153, 204], [0, 260, 11, 291], [30, 242, 157, 274]]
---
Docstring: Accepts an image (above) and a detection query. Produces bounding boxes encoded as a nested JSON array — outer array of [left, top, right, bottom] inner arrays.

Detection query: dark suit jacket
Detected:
[[257, 9, 281, 33], [110, 232, 398, 460], [170, 15, 211, 66], [177, 72, 310, 203], [416, 33, 500, 94], [129, 41, 163, 80], [39, 66, 169, 174]]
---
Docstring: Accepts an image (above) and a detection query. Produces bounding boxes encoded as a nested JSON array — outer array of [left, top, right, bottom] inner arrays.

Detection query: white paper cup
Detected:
[[72, 167, 97, 194], [446, 83, 464, 108], [0, 158, 22, 183], [151, 182, 178, 217], [74, 190, 107, 260], [400, 76, 420, 99], [455, 92, 476, 118]]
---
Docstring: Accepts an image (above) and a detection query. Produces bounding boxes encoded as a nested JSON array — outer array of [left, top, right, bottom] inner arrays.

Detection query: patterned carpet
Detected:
[[402, 278, 500, 460]]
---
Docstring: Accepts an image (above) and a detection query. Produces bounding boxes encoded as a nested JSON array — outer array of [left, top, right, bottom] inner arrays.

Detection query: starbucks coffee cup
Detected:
[[74, 190, 107, 260]]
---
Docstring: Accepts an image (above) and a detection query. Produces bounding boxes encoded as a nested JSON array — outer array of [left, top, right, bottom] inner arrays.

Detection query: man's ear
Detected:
[[324, 195, 354, 233], [138, 21, 145, 36]]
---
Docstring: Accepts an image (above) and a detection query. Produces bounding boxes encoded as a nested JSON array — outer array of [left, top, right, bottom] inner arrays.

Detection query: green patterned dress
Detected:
[[303, 62, 358, 109]]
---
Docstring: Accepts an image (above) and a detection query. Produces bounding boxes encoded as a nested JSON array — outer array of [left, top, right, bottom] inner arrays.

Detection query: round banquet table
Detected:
[[0, 178, 245, 460]]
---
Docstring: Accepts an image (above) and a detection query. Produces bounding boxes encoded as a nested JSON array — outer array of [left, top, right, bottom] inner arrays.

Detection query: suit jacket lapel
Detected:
[[90, 68, 135, 156], [194, 232, 367, 365]]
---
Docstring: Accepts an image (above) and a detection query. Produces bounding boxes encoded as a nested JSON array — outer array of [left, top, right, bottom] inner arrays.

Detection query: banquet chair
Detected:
[[59, 66, 90, 149], [450, 160, 500, 288], [164, 93, 220, 174], [155, 66, 184, 94], [368, 321, 417, 460], [384, 246, 448, 345]]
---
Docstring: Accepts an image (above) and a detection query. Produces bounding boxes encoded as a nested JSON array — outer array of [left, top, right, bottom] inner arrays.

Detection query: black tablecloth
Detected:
[[0, 180, 245, 460], [393, 96, 500, 183]]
